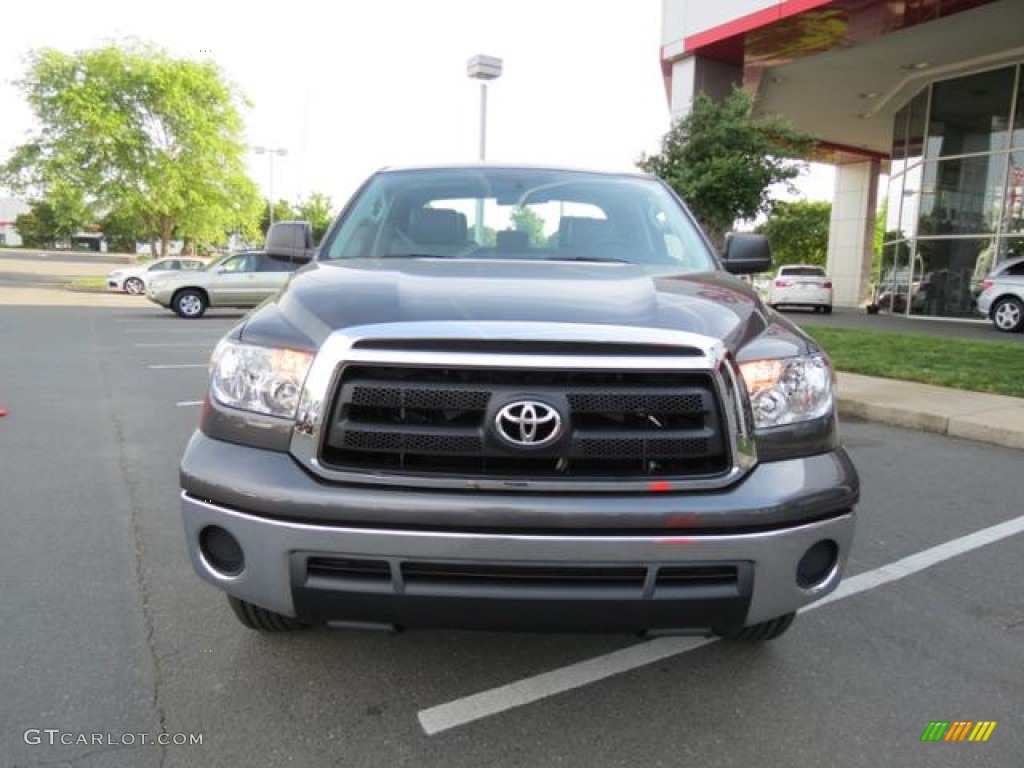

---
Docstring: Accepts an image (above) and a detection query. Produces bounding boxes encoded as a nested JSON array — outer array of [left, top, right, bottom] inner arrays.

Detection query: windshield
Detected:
[[206, 253, 236, 271], [780, 266, 826, 277], [321, 168, 714, 270]]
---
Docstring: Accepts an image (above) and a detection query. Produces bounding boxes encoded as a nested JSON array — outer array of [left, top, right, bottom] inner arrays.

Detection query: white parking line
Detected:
[[149, 364, 208, 369], [175, 400, 204, 407], [417, 514, 1024, 736]]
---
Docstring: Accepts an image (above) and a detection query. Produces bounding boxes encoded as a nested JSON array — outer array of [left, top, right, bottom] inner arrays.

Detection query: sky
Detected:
[[0, 0, 835, 211]]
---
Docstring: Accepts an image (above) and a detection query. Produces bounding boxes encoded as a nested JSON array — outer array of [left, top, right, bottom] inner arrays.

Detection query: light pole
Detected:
[[467, 55, 502, 243], [252, 146, 288, 229]]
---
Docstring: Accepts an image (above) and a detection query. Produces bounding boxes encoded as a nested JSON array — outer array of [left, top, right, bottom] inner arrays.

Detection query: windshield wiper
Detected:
[[549, 256, 632, 264]]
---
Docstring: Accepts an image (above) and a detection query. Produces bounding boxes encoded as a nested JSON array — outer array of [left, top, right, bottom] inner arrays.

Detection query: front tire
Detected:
[[991, 297, 1024, 332], [716, 612, 795, 642], [123, 277, 144, 295], [228, 596, 305, 632], [822, 305, 833, 315], [173, 289, 208, 319]]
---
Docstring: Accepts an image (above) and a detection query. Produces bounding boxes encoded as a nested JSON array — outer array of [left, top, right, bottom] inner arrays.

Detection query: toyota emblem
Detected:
[[495, 400, 562, 448]]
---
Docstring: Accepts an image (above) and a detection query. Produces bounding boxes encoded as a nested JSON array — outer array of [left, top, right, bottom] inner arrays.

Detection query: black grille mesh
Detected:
[[321, 364, 728, 480]]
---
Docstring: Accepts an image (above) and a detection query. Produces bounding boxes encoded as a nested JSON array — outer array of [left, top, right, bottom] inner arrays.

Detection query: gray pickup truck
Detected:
[[179, 165, 858, 640]]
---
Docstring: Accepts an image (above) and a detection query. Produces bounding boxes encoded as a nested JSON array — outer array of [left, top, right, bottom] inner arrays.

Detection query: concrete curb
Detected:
[[837, 372, 1024, 451]]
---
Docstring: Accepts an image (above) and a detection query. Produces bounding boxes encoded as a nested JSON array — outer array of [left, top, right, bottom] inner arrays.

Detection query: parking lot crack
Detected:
[[95, 318, 169, 768]]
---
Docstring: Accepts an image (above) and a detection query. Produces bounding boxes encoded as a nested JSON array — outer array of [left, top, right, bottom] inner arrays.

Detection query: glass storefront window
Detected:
[[906, 88, 928, 166], [884, 65, 1024, 319], [898, 164, 923, 235], [1000, 236, 1024, 261], [892, 102, 909, 161], [885, 174, 904, 235], [1012, 65, 1024, 148], [1004, 151, 1024, 234], [910, 238, 992, 318], [918, 153, 1008, 236], [928, 67, 1015, 157], [877, 241, 912, 313]]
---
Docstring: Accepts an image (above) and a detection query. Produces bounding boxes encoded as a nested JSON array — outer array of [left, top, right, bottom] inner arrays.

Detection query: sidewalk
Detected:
[[837, 372, 1024, 450]]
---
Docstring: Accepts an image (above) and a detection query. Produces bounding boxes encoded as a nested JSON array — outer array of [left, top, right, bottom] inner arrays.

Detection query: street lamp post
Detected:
[[466, 55, 502, 243], [252, 146, 288, 229]]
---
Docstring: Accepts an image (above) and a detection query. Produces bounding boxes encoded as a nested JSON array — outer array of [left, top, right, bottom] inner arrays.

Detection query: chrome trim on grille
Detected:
[[289, 321, 757, 491]]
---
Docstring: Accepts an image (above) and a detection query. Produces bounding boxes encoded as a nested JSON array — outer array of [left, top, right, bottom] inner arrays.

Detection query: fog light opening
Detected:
[[199, 525, 245, 576], [797, 539, 838, 589]]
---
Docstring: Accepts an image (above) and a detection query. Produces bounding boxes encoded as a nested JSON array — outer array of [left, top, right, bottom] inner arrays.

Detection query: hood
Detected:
[[245, 259, 812, 360]]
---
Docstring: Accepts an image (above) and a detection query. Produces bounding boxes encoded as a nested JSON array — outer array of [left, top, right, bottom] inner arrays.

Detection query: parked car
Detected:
[[768, 264, 833, 313], [976, 255, 1024, 332], [107, 257, 207, 294], [178, 165, 858, 641], [146, 251, 304, 318]]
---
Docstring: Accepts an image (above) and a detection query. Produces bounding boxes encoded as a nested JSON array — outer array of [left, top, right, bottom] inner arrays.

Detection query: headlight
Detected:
[[739, 354, 834, 429], [210, 339, 313, 418]]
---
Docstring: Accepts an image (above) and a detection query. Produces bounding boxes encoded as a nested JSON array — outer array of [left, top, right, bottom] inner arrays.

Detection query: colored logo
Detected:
[[921, 721, 997, 742]]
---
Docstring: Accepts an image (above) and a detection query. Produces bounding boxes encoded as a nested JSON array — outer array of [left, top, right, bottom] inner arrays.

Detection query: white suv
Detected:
[[768, 265, 833, 314]]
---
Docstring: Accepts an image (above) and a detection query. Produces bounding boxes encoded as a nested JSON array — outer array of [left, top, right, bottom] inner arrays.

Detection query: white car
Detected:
[[107, 257, 207, 295], [976, 255, 1024, 332], [768, 265, 833, 313]]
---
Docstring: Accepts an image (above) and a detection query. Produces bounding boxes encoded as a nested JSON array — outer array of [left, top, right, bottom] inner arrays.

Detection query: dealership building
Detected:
[[661, 0, 1024, 316]]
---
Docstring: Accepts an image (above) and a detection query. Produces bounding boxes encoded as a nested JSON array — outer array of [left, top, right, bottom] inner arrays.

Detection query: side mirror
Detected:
[[721, 233, 771, 275], [266, 221, 315, 264]]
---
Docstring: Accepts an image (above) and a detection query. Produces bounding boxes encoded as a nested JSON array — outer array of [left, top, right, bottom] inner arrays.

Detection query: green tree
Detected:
[[510, 206, 546, 247], [296, 192, 336, 244], [873, 196, 889, 279], [755, 200, 831, 267], [1, 43, 263, 258], [259, 200, 299, 236], [638, 88, 815, 249], [13, 200, 65, 248]]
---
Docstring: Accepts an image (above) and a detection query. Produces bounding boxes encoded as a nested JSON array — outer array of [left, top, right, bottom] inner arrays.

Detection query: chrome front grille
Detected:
[[288, 322, 756, 491]]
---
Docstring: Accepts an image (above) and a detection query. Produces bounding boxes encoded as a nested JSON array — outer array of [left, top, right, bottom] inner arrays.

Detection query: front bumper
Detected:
[[180, 436, 858, 633], [146, 287, 172, 307]]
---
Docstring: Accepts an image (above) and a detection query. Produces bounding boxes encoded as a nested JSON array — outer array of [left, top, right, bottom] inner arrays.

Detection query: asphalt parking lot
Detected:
[[1, 301, 1022, 768], [780, 304, 1024, 343]]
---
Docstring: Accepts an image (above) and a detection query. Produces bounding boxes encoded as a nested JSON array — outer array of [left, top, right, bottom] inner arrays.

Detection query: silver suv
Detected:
[[146, 251, 303, 318], [976, 256, 1024, 332]]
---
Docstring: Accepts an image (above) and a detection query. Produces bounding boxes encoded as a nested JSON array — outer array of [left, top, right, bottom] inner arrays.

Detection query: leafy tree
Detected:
[[259, 200, 299, 237], [873, 196, 889, 279], [13, 189, 91, 248], [1, 43, 263, 258], [638, 88, 815, 249], [13, 201, 60, 248], [100, 206, 147, 254], [510, 206, 546, 247], [296, 192, 336, 244], [755, 200, 831, 267]]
